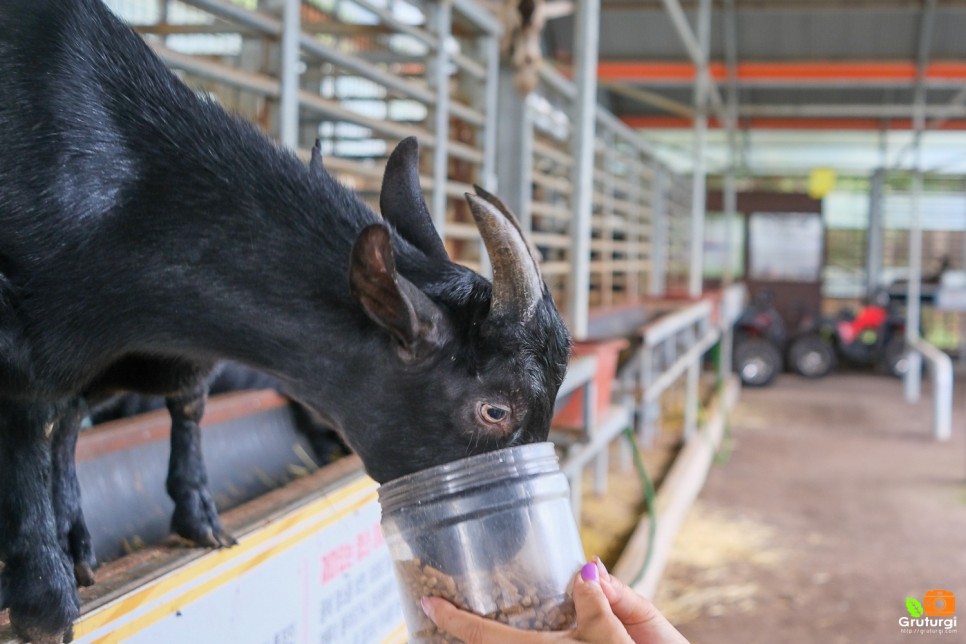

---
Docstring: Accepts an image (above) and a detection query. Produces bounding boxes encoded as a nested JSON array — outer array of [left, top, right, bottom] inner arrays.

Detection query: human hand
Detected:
[[420, 559, 690, 644], [592, 559, 689, 644]]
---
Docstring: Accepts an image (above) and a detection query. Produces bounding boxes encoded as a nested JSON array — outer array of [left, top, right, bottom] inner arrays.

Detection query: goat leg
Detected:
[[0, 399, 80, 644], [50, 399, 97, 587], [165, 384, 237, 548]]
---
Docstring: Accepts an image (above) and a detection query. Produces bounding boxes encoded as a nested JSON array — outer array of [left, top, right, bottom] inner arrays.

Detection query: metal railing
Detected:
[[637, 301, 718, 443], [114, 0, 692, 326], [907, 337, 953, 441], [551, 354, 634, 520]]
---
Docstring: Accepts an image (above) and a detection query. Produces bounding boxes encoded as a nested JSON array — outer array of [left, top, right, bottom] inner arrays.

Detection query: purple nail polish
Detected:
[[580, 562, 599, 583]]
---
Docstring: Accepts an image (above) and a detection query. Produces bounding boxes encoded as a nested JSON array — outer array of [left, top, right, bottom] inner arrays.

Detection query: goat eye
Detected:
[[479, 403, 510, 424]]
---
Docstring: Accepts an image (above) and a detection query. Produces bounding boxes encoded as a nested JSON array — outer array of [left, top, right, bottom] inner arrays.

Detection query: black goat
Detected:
[[89, 361, 351, 466], [0, 0, 570, 641]]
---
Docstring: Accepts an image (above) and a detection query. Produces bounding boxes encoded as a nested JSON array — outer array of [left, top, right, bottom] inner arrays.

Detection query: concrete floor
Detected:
[[655, 371, 966, 644]]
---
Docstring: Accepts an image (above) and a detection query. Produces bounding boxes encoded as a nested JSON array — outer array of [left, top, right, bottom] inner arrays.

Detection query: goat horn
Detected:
[[309, 139, 324, 178], [380, 137, 449, 261], [465, 191, 543, 322], [472, 185, 544, 266]]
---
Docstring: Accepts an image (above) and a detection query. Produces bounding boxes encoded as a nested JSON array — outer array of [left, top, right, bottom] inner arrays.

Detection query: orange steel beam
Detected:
[[598, 60, 966, 83], [620, 116, 966, 130]]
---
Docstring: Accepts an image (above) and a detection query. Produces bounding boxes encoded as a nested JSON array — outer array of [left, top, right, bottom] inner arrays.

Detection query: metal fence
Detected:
[[111, 0, 693, 331]]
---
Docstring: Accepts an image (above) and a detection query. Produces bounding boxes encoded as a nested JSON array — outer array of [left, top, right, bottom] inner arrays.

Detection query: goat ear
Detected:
[[379, 137, 449, 262], [350, 224, 451, 362]]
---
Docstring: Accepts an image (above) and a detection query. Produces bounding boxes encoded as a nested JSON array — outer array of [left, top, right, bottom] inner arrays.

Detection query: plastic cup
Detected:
[[378, 442, 584, 642]]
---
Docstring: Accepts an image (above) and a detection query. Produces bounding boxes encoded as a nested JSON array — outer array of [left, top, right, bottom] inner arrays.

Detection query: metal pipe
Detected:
[[569, 0, 602, 339], [723, 0, 741, 172], [495, 68, 533, 233], [279, 0, 300, 148], [477, 32, 500, 279], [480, 34, 500, 192], [658, 0, 724, 118], [596, 109, 659, 157], [928, 86, 966, 129], [151, 42, 455, 154], [649, 164, 668, 296], [904, 167, 924, 402], [908, 337, 953, 441], [644, 299, 714, 346], [904, 0, 936, 400], [599, 80, 694, 119], [429, 0, 452, 238], [643, 329, 719, 402], [720, 160, 737, 385], [684, 356, 700, 440], [450, 0, 503, 35], [537, 65, 578, 100], [866, 168, 885, 297], [688, 0, 711, 299], [181, 0, 437, 106], [349, 0, 438, 47]]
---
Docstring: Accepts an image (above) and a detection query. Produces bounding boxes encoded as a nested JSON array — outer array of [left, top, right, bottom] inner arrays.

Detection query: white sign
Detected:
[[72, 476, 406, 644], [749, 212, 823, 282]]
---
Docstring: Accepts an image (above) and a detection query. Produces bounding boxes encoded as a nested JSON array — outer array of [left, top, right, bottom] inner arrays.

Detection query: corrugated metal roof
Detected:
[[545, 0, 966, 174]]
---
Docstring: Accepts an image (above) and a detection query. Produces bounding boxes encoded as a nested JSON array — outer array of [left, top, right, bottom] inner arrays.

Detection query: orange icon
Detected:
[[924, 590, 956, 617]]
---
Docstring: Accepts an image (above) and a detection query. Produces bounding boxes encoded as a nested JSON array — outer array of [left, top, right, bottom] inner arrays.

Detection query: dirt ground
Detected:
[[655, 371, 966, 644]]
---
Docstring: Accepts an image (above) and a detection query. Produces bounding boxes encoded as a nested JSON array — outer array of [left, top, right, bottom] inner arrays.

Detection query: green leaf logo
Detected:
[[906, 598, 924, 618]]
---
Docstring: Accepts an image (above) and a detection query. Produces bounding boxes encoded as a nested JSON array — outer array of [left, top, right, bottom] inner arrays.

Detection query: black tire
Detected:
[[733, 338, 782, 387], [788, 333, 836, 379], [882, 335, 910, 377]]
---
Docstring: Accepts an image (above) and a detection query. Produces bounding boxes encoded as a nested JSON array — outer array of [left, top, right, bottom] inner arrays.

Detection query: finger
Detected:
[[571, 565, 634, 644], [594, 569, 690, 644], [421, 596, 562, 644], [599, 574, 660, 626], [592, 558, 659, 626]]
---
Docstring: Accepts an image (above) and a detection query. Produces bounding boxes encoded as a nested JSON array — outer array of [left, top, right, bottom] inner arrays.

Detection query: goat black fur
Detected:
[[0, 1, 571, 641]]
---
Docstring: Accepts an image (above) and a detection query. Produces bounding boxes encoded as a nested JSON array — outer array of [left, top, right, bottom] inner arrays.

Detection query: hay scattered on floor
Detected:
[[655, 503, 785, 624], [577, 435, 681, 567]]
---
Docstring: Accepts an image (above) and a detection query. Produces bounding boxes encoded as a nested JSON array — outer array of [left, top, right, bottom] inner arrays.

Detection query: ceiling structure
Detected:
[[545, 0, 966, 176]]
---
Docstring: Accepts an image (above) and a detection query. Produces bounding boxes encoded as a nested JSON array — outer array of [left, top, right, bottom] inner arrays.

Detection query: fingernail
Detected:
[[580, 562, 599, 583], [420, 597, 436, 621], [594, 557, 609, 579]]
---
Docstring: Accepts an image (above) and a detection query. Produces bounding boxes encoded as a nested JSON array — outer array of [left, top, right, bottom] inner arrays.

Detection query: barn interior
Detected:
[[1, 1, 965, 642]]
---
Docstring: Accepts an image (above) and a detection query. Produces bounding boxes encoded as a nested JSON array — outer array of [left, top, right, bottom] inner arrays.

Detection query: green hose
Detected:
[[622, 426, 657, 587]]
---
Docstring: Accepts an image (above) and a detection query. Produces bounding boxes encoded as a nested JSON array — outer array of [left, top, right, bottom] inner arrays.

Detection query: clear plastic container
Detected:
[[378, 442, 584, 643]]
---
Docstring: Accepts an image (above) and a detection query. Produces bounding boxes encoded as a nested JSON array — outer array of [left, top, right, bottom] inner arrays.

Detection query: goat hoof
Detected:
[[13, 627, 74, 644], [192, 528, 238, 549], [5, 552, 79, 644], [171, 486, 237, 549], [74, 561, 96, 588], [217, 530, 239, 548]]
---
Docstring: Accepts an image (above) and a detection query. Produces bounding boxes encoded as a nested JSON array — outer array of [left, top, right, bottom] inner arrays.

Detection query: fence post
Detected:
[[568, 0, 601, 339]]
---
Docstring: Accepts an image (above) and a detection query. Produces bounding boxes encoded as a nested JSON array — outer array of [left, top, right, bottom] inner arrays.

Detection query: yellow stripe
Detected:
[[382, 622, 409, 643], [74, 475, 375, 639], [89, 491, 377, 643]]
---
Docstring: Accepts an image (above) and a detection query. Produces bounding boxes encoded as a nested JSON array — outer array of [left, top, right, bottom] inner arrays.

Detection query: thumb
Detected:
[[572, 564, 633, 643]]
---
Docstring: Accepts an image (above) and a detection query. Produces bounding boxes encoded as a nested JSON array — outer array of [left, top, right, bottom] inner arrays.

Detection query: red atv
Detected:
[[787, 293, 909, 379]]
